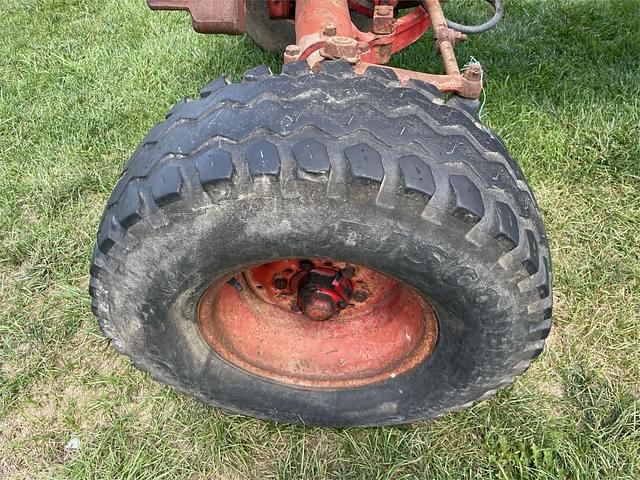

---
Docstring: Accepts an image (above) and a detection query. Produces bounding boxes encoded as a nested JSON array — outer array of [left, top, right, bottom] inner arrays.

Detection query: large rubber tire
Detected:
[[90, 62, 553, 427], [246, 3, 372, 52]]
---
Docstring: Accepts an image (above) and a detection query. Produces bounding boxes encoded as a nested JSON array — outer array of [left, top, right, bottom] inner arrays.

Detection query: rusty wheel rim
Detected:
[[197, 259, 438, 389]]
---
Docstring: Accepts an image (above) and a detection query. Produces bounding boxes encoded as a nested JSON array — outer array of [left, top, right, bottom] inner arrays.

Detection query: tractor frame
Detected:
[[147, 0, 484, 98]]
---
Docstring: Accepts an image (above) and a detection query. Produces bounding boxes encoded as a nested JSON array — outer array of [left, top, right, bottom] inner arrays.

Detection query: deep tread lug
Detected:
[[398, 155, 435, 198], [97, 215, 127, 255], [449, 175, 484, 224], [246, 139, 280, 176], [293, 139, 331, 174], [116, 184, 142, 229], [193, 148, 234, 185], [447, 95, 480, 116], [106, 173, 128, 207], [320, 60, 356, 76], [243, 65, 273, 81], [537, 257, 551, 298], [166, 98, 188, 118], [169, 100, 211, 120], [88, 276, 99, 296], [344, 144, 384, 183], [364, 65, 400, 83], [200, 76, 229, 98], [494, 201, 519, 250], [150, 164, 182, 206], [91, 297, 101, 316], [144, 122, 168, 144], [522, 230, 540, 274], [528, 318, 552, 341], [406, 78, 443, 100], [282, 61, 311, 77]]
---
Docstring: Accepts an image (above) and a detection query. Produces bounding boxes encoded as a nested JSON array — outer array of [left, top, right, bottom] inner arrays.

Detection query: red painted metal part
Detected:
[[283, 0, 483, 98], [295, 0, 354, 44], [146, 0, 246, 34], [356, 6, 432, 64], [267, 0, 293, 19], [147, 0, 483, 98], [197, 259, 438, 388], [267, 1, 422, 20], [354, 62, 483, 98], [285, 0, 431, 64], [244, 259, 396, 317]]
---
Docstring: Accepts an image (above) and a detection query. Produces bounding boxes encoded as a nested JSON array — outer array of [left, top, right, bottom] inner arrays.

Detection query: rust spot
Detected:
[[197, 259, 438, 389]]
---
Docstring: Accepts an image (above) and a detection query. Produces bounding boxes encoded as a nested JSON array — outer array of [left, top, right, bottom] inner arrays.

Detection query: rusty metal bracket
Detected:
[[284, 0, 483, 98], [353, 62, 482, 98], [435, 26, 467, 51], [147, 0, 483, 99], [372, 5, 396, 35], [321, 36, 361, 63]]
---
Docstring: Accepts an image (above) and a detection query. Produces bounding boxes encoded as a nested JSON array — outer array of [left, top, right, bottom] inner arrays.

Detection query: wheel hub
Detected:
[[197, 258, 439, 388], [295, 267, 353, 321]]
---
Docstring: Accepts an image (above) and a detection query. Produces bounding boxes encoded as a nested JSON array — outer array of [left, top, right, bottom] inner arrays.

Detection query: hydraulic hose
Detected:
[[422, 0, 504, 34]]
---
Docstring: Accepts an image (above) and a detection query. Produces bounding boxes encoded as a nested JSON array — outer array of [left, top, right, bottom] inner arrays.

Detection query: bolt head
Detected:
[[353, 291, 369, 302], [285, 44, 301, 56], [324, 24, 337, 37], [358, 42, 370, 53], [463, 64, 483, 82], [341, 265, 356, 279]]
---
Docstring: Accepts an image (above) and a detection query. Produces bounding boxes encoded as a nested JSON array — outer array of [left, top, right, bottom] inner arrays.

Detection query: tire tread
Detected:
[[91, 62, 553, 423]]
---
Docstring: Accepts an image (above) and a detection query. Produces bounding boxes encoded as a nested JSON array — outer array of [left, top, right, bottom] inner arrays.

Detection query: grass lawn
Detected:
[[1, 0, 639, 478]]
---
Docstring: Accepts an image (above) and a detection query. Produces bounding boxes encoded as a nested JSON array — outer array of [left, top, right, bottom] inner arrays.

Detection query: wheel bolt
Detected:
[[324, 24, 337, 37], [353, 291, 368, 302], [285, 44, 301, 57], [341, 265, 356, 279]]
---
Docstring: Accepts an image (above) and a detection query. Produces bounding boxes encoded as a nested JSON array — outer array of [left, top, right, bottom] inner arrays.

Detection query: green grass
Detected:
[[1, 0, 639, 478]]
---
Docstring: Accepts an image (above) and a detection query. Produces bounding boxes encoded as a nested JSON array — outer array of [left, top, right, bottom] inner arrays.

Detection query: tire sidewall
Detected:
[[107, 184, 536, 426]]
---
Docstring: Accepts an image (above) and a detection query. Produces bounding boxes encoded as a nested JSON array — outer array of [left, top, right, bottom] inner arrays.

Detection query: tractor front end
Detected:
[[90, 0, 552, 427], [147, 0, 489, 98]]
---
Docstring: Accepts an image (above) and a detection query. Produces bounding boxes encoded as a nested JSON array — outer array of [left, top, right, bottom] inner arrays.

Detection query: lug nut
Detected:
[[353, 291, 369, 302], [341, 265, 356, 279], [285, 44, 301, 56]]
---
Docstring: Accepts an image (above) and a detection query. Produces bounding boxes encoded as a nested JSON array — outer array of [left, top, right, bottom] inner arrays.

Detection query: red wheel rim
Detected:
[[197, 259, 438, 389]]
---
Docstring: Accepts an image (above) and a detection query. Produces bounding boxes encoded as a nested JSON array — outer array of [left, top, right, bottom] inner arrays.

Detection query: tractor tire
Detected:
[[90, 61, 552, 427], [246, 3, 372, 52]]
